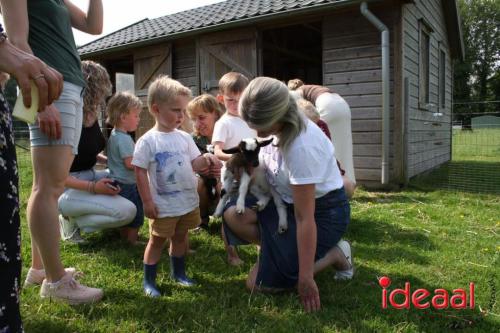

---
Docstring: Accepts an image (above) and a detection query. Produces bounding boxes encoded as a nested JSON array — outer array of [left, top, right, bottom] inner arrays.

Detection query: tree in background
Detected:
[[454, 0, 500, 114]]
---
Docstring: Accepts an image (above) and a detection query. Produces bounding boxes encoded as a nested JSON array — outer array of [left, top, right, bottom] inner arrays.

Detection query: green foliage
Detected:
[[15, 149, 500, 332], [454, 0, 500, 112]]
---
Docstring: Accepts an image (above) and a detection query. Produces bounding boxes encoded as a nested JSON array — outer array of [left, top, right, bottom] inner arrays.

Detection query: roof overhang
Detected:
[[80, 0, 384, 58], [442, 0, 464, 61]]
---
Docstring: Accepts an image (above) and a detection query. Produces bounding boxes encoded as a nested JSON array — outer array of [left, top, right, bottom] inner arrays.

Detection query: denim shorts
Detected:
[[29, 81, 83, 155], [117, 182, 144, 229], [222, 187, 350, 289]]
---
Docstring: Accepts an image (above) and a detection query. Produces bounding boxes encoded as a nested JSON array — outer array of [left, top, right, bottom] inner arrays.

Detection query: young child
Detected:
[[106, 91, 144, 245], [132, 75, 221, 297], [296, 98, 331, 139], [212, 72, 256, 266], [212, 72, 256, 161]]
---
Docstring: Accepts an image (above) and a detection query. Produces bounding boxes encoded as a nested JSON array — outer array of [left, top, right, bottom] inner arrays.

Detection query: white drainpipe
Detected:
[[360, 2, 390, 185]]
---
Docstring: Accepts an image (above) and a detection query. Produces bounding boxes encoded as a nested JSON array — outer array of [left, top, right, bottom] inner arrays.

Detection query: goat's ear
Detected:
[[222, 146, 240, 154], [258, 138, 274, 147]]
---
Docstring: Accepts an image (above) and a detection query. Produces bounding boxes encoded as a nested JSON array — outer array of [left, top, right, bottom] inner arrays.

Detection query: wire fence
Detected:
[[417, 101, 500, 194], [13, 103, 500, 195]]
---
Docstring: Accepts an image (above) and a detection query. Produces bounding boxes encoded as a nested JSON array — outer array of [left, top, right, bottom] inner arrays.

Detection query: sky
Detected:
[[73, 0, 223, 46], [0, 0, 223, 46]]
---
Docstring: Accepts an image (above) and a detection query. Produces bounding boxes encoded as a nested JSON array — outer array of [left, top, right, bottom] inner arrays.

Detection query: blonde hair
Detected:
[[187, 94, 223, 118], [106, 91, 142, 126], [239, 77, 305, 151], [81, 60, 112, 126], [218, 72, 249, 95], [297, 98, 320, 123], [147, 75, 192, 114], [287, 78, 304, 91], [186, 94, 223, 136]]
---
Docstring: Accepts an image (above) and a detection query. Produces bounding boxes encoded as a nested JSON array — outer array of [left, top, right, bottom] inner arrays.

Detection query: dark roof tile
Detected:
[[79, 0, 348, 54]]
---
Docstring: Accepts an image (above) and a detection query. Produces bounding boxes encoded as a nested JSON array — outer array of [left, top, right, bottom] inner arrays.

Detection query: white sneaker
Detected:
[[24, 267, 80, 287], [334, 240, 354, 280], [59, 215, 85, 243], [40, 271, 103, 305]]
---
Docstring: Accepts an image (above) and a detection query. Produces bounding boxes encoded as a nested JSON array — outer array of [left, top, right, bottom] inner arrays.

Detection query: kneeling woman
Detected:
[[223, 77, 353, 312]]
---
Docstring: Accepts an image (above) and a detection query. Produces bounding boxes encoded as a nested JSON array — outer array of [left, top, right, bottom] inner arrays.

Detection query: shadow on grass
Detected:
[[348, 217, 434, 265], [47, 202, 497, 332], [412, 160, 500, 195]]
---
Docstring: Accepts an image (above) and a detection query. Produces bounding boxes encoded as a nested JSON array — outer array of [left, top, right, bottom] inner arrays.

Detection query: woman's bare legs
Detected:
[[223, 206, 260, 266], [27, 145, 74, 282], [313, 246, 350, 274]]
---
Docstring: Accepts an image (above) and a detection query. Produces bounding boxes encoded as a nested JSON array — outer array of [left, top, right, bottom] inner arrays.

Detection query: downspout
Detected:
[[360, 2, 390, 185]]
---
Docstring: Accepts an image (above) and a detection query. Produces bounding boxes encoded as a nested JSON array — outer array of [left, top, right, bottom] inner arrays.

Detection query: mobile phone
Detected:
[[107, 180, 119, 190]]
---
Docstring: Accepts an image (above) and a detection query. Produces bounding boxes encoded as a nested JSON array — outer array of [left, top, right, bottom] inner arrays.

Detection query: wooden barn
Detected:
[[78, 0, 463, 188]]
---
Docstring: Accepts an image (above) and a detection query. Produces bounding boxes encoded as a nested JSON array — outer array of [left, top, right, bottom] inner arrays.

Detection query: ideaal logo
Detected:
[[379, 276, 475, 309]]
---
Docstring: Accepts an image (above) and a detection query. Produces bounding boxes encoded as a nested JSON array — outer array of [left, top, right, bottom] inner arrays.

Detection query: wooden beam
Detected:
[[138, 46, 171, 89], [205, 45, 254, 78]]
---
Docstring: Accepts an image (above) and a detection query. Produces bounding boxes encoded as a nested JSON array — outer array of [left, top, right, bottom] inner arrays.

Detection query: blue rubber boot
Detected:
[[143, 263, 161, 297], [170, 256, 196, 287]]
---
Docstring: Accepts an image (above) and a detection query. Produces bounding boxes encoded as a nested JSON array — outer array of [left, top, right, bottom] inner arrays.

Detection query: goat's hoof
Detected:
[[278, 225, 288, 234], [236, 206, 245, 214], [256, 201, 267, 211]]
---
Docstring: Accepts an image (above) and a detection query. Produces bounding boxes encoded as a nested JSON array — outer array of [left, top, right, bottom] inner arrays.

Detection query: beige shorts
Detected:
[[149, 207, 201, 239]]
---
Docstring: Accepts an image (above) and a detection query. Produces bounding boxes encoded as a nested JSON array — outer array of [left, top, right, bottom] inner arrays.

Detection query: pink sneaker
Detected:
[[40, 271, 103, 304], [24, 267, 80, 287]]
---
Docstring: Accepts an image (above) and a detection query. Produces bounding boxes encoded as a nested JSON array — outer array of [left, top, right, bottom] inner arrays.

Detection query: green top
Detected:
[[27, 0, 85, 87]]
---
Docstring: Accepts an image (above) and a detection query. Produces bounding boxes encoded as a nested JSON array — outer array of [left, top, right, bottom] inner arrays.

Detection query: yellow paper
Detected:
[[13, 81, 39, 124]]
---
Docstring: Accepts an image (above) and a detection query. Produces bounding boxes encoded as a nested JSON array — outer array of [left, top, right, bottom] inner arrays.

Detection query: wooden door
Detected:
[[199, 28, 257, 95], [133, 44, 172, 138]]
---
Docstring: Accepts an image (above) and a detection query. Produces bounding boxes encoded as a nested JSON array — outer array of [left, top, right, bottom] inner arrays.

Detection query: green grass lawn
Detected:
[[15, 148, 499, 333]]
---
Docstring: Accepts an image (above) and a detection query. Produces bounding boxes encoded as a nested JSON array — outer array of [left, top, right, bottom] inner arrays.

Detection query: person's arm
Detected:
[[96, 152, 107, 165], [64, 0, 103, 34], [292, 183, 321, 313], [135, 166, 158, 219], [0, 0, 31, 53], [65, 175, 120, 195], [0, 29, 63, 110], [123, 156, 134, 170], [213, 141, 232, 161], [192, 153, 221, 174], [0, 0, 62, 139]]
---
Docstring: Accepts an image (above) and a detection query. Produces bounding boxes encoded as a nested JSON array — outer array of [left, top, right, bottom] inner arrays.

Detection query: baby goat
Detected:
[[213, 138, 288, 234]]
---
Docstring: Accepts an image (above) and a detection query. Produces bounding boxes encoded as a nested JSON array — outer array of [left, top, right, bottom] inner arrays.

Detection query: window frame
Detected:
[[418, 19, 433, 110], [438, 45, 447, 110]]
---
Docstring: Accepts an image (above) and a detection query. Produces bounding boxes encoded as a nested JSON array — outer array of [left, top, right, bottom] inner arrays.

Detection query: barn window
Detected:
[[439, 49, 446, 109], [419, 20, 432, 109]]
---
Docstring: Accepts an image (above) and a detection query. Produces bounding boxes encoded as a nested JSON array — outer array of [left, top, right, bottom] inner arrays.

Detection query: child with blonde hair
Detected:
[[132, 76, 221, 296], [106, 91, 144, 244], [212, 72, 256, 266]]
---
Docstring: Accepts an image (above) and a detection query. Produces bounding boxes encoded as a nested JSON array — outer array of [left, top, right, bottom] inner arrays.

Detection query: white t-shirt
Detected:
[[132, 128, 201, 217], [260, 119, 344, 204], [212, 113, 257, 149]]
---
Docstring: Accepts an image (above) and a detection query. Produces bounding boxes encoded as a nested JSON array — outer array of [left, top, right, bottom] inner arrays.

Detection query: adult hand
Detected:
[[37, 104, 62, 140], [208, 163, 221, 179], [94, 178, 121, 195], [143, 201, 158, 219], [203, 153, 222, 169], [0, 39, 63, 111], [298, 277, 321, 312]]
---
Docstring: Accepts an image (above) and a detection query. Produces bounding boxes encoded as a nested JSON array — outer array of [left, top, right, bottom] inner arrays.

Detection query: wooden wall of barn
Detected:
[[402, 0, 453, 178], [172, 39, 198, 94], [322, 7, 401, 187]]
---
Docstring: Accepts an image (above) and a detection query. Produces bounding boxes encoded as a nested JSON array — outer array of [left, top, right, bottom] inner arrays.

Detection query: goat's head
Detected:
[[223, 138, 273, 167]]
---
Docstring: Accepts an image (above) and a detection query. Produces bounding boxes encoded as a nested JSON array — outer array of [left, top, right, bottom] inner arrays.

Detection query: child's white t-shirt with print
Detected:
[[260, 119, 344, 204], [212, 113, 257, 149], [132, 128, 201, 217]]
